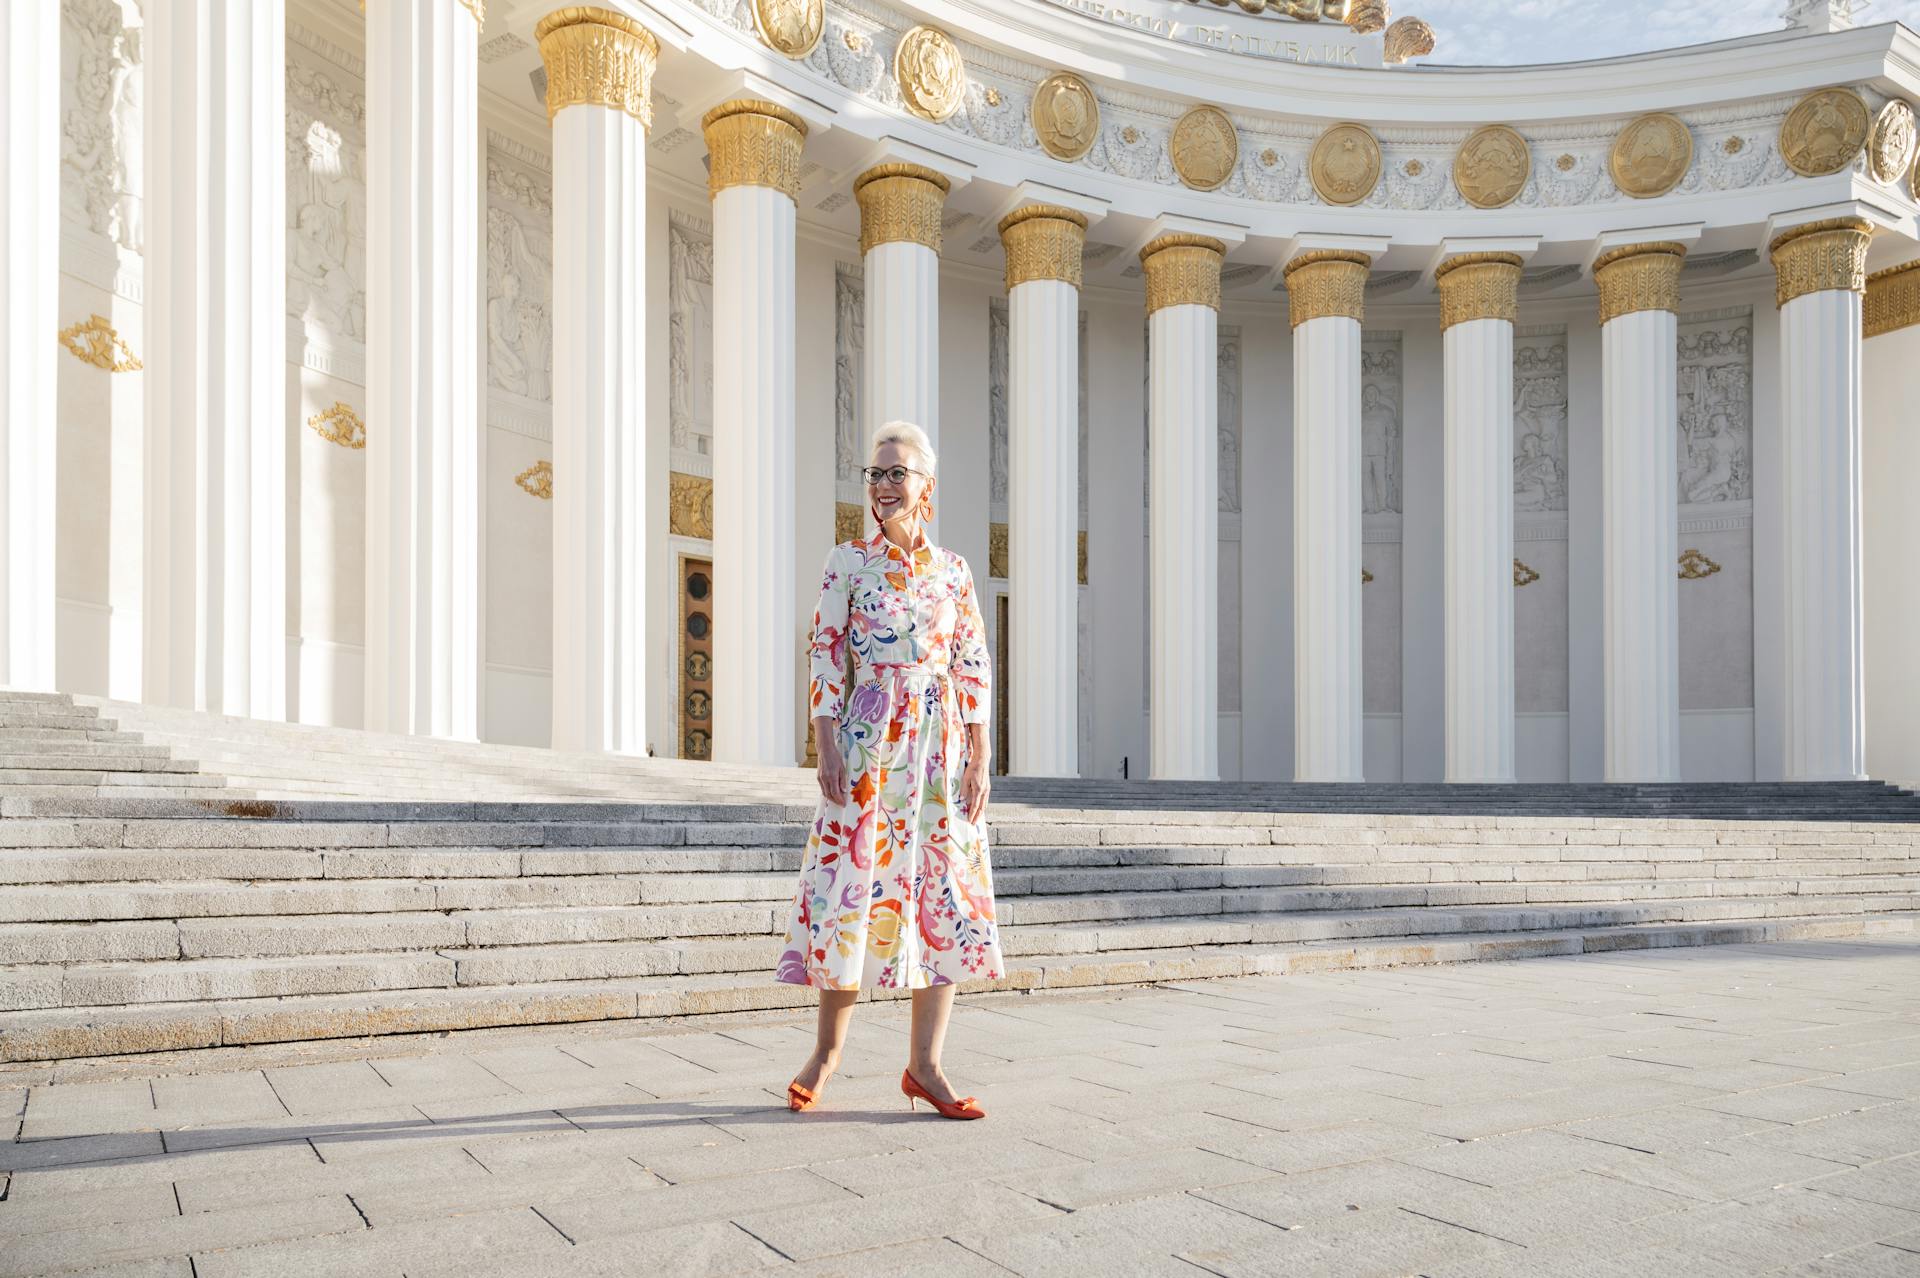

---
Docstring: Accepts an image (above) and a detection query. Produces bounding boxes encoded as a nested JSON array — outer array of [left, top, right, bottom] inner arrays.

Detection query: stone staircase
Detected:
[[0, 689, 1917, 1063]]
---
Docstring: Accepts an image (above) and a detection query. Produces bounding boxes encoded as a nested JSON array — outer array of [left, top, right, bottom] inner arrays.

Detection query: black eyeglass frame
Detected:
[[861, 465, 930, 486]]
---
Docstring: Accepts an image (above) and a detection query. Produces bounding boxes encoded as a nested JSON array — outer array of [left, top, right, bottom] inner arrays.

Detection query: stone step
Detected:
[[2, 907, 1912, 1062]]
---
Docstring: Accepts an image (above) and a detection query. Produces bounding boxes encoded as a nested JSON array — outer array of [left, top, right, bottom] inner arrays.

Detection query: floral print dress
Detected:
[[775, 528, 1004, 990]]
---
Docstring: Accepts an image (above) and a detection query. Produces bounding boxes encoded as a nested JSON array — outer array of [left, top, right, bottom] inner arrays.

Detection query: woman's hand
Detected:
[[814, 717, 850, 806], [961, 756, 991, 823]]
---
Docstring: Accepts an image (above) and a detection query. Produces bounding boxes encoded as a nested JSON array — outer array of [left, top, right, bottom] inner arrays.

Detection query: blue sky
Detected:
[[1410, 0, 1920, 64]]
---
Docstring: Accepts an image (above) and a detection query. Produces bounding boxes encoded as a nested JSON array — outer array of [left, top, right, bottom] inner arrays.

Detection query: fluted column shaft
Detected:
[[1288, 251, 1369, 782], [1772, 218, 1873, 780], [705, 100, 806, 766], [1143, 235, 1223, 781], [1596, 243, 1684, 781], [0, 5, 59, 691], [364, 0, 480, 738], [538, 8, 656, 754], [856, 164, 946, 537], [1001, 206, 1087, 778], [1437, 254, 1522, 783], [143, 0, 287, 717]]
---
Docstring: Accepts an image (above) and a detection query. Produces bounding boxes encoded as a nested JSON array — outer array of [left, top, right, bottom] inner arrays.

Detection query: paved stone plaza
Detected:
[[2, 939, 1919, 1277]]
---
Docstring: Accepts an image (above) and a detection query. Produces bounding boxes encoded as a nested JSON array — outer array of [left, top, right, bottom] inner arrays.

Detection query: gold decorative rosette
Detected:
[[1780, 88, 1870, 178], [702, 99, 809, 201], [1769, 217, 1874, 308], [1032, 72, 1100, 163], [1610, 113, 1692, 199], [1435, 253, 1523, 331], [894, 25, 966, 123], [998, 205, 1088, 291], [1865, 258, 1920, 338], [1141, 234, 1226, 313], [1593, 242, 1686, 324], [1454, 125, 1531, 210], [1284, 249, 1370, 328], [1868, 100, 1917, 186], [854, 163, 951, 253], [1310, 124, 1382, 207], [1170, 106, 1239, 192], [533, 6, 659, 129]]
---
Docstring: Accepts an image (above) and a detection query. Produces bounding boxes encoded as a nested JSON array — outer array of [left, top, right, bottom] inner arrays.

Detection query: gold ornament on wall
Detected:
[[854, 162, 950, 253], [893, 25, 966, 124], [703, 99, 808, 201], [1283, 250, 1369, 328], [753, 0, 823, 58], [515, 459, 553, 500], [1865, 258, 1920, 339], [1868, 99, 1917, 185], [1079, 531, 1088, 586], [1677, 548, 1720, 580], [1513, 559, 1540, 587], [1344, 0, 1389, 34], [1141, 233, 1227, 313], [1170, 105, 1239, 192], [1769, 217, 1873, 308], [835, 502, 865, 544], [669, 471, 714, 539], [1610, 113, 1692, 198], [999, 204, 1088, 291], [1361, 567, 1374, 584], [1435, 252, 1522, 331], [58, 315, 141, 372], [988, 522, 1009, 580], [1594, 242, 1685, 324], [1780, 88, 1870, 177], [1032, 72, 1100, 163], [533, 6, 658, 129], [306, 402, 366, 450], [1454, 124, 1531, 210], [1310, 123, 1382, 206], [1383, 16, 1436, 64]]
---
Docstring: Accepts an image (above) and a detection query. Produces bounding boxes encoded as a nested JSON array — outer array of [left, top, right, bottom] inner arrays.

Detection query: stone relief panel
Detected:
[[1677, 309, 1753, 506], [667, 212, 716, 460], [989, 300, 1092, 527], [286, 27, 368, 349], [485, 136, 553, 405], [61, 0, 143, 252], [1218, 325, 1242, 515], [1513, 327, 1569, 514], [1360, 332, 1403, 516], [834, 262, 864, 485]]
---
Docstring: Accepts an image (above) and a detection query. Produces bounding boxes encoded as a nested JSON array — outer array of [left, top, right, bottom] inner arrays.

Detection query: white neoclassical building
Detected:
[[4, 0, 1919, 785]]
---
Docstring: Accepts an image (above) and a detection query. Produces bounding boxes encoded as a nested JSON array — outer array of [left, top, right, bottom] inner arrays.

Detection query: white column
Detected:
[[1437, 253, 1523, 783], [142, 0, 286, 717], [1594, 242, 1684, 781], [1287, 250, 1370, 782], [1000, 205, 1087, 777], [705, 99, 807, 766], [1772, 217, 1873, 781], [0, 5, 59, 692], [1142, 235, 1223, 781], [856, 164, 946, 537], [537, 9, 657, 755], [364, 0, 480, 739]]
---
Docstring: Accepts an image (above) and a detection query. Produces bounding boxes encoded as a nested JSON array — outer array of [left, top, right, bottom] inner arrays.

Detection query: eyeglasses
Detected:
[[862, 465, 927, 486]]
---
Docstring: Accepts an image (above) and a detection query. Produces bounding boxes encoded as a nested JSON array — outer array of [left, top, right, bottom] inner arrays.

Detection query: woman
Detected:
[[775, 421, 1001, 1120]]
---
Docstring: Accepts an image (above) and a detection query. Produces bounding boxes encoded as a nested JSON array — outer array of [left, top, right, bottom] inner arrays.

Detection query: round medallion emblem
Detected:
[[1610, 113, 1693, 198], [893, 25, 966, 124], [1031, 72, 1100, 163], [752, 0, 823, 58], [1454, 124, 1531, 210], [1869, 99, 1917, 186], [1779, 89, 1870, 177], [1170, 105, 1239, 192], [1310, 123, 1382, 207]]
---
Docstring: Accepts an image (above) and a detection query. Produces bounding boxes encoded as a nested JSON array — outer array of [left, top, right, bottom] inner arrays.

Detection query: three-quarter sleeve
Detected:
[[951, 554, 993, 726], [807, 545, 851, 721]]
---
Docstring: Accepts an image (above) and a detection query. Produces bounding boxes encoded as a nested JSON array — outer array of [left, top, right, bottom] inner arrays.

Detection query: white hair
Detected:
[[869, 420, 937, 478]]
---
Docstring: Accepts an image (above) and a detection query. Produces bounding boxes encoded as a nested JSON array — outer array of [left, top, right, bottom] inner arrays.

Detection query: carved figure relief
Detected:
[[1780, 88, 1869, 176], [667, 214, 716, 457], [834, 264, 864, 484], [287, 36, 368, 345], [1032, 72, 1100, 163], [485, 143, 554, 404], [1360, 334, 1402, 514], [1512, 333, 1568, 512], [61, 0, 143, 251], [1218, 326, 1242, 513], [1676, 314, 1753, 505], [988, 299, 1009, 513], [1171, 105, 1239, 191]]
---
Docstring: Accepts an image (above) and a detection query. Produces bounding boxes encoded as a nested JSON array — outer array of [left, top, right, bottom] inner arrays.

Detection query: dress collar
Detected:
[[866, 526, 936, 571]]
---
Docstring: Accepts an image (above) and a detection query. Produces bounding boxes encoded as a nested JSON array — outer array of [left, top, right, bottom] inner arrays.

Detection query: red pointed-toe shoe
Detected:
[[901, 1067, 986, 1120], [787, 1077, 823, 1112]]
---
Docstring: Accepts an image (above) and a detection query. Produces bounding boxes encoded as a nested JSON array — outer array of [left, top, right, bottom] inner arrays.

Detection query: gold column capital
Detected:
[[1283, 249, 1369, 329], [1865, 257, 1920, 339], [534, 7, 658, 128], [1593, 241, 1686, 325], [1769, 217, 1874, 309], [1140, 234, 1226, 314], [701, 99, 808, 201], [1434, 252, 1523, 332], [853, 163, 951, 254], [998, 205, 1088, 291]]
